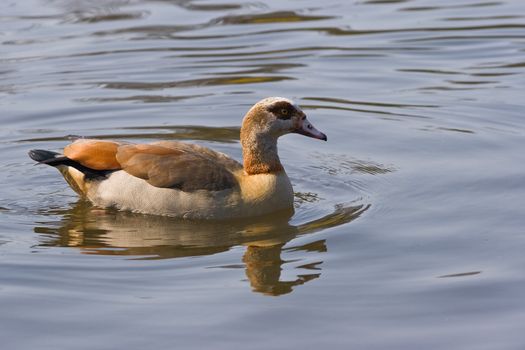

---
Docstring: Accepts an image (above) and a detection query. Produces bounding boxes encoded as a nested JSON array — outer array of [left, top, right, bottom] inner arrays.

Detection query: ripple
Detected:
[[62, 10, 149, 24], [177, 2, 255, 12], [301, 97, 432, 119], [400, 2, 504, 12], [188, 53, 310, 64], [398, 68, 462, 75], [476, 61, 525, 69], [195, 63, 304, 75], [446, 79, 497, 85], [364, 0, 412, 3], [63, 45, 254, 58], [303, 96, 440, 109], [310, 153, 395, 177], [400, 70, 518, 79], [93, 24, 210, 37], [77, 93, 212, 104], [90, 10, 333, 39], [398, 34, 525, 43], [96, 22, 520, 43], [18, 125, 241, 143], [436, 127, 475, 134], [99, 76, 294, 90], [469, 72, 516, 77], [246, 23, 525, 40], [177, 46, 432, 59], [442, 15, 523, 22], [212, 11, 335, 25], [417, 85, 490, 91], [438, 271, 482, 278]]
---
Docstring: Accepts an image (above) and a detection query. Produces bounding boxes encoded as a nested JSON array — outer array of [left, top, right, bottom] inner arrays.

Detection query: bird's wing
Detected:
[[63, 139, 241, 192], [116, 142, 240, 192]]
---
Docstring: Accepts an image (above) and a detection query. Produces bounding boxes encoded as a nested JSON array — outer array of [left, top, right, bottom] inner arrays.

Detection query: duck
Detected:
[[28, 97, 327, 220]]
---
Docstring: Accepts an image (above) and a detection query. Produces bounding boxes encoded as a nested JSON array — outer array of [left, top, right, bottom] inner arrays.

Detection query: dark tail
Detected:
[[29, 149, 65, 165], [28, 149, 111, 179]]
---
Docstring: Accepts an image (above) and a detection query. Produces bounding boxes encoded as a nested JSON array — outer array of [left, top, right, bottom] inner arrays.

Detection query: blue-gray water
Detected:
[[1, 0, 524, 349]]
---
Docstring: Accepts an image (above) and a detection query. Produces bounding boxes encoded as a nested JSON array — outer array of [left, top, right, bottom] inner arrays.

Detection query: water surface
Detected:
[[1, 0, 525, 349]]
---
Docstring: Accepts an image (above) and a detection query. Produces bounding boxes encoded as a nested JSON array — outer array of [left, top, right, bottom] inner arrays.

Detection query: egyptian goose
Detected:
[[29, 97, 327, 219]]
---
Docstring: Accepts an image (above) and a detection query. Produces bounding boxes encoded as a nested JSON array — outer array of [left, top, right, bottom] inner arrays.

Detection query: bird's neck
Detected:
[[241, 132, 283, 175]]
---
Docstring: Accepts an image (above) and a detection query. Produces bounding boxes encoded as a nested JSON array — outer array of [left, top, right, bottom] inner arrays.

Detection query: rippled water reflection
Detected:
[[35, 200, 368, 295], [1, 0, 525, 349]]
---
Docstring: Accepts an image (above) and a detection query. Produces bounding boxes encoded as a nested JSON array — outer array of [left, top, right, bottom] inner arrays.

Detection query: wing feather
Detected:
[[116, 143, 240, 192]]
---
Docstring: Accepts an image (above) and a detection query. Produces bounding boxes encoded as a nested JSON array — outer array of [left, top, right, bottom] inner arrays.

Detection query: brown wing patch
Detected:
[[64, 139, 124, 170], [116, 144, 184, 182], [152, 141, 243, 172], [116, 143, 238, 192]]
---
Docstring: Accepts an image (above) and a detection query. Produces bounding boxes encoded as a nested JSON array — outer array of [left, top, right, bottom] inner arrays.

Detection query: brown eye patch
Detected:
[[268, 101, 295, 120]]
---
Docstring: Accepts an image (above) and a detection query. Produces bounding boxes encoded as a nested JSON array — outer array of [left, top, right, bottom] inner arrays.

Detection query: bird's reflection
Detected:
[[34, 200, 368, 296]]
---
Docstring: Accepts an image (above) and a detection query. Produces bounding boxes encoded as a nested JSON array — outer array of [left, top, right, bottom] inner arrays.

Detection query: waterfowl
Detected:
[[28, 97, 327, 219]]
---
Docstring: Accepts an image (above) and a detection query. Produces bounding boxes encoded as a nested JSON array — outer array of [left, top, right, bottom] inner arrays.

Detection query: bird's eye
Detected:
[[281, 109, 288, 115]]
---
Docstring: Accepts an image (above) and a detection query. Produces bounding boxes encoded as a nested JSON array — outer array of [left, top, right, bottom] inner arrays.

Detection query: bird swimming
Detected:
[[28, 97, 327, 220]]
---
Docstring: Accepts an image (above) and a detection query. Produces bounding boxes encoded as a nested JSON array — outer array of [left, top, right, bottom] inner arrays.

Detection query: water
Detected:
[[1, 0, 524, 348]]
